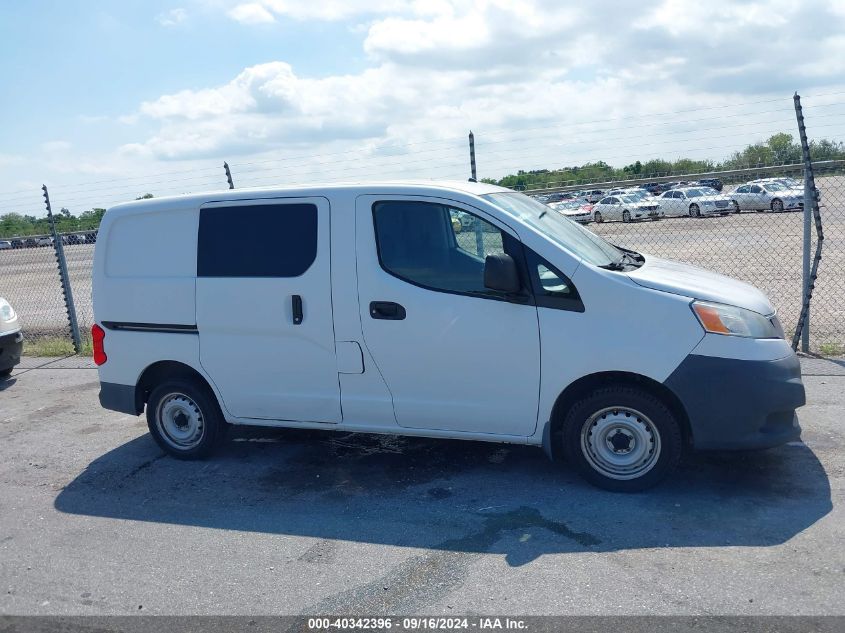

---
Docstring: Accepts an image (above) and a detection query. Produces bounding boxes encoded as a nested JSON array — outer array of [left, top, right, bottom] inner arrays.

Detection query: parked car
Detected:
[[732, 182, 803, 213], [548, 200, 594, 224], [695, 178, 723, 192], [35, 236, 53, 247], [92, 181, 805, 492], [638, 182, 670, 195], [546, 192, 578, 203], [582, 189, 605, 204], [24, 238, 38, 248], [62, 233, 85, 245], [591, 194, 662, 223], [0, 241, 11, 250], [10, 239, 24, 249], [85, 231, 98, 244], [0, 297, 22, 379], [749, 177, 818, 203], [657, 187, 734, 217], [607, 188, 652, 201]]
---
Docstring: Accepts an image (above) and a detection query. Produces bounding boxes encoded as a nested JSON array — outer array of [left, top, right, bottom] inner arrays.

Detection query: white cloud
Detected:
[[0, 153, 25, 168], [227, 0, 412, 22], [15, 0, 845, 213], [227, 3, 276, 25], [156, 8, 188, 27], [41, 141, 72, 153]]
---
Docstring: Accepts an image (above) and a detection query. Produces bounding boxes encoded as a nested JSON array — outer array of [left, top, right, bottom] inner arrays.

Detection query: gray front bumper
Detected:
[[665, 352, 805, 450], [0, 330, 23, 372]]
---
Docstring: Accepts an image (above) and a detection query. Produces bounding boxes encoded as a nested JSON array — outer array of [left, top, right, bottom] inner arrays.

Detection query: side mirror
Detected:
[[484, 253, 521, 293]]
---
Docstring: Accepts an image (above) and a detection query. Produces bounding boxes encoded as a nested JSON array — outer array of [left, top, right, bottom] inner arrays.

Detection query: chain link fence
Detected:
[[1, 164, 844, 356], [527, 162, 843, 354], [0, 98, 843, 357]]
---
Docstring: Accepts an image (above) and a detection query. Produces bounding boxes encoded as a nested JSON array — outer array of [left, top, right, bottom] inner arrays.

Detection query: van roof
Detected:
[[107, 180, 512, 214]]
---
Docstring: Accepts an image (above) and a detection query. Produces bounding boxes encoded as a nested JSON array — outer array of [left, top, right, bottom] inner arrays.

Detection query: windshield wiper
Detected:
[[600, 251, 642, 271], [599, 259, 627, 271]]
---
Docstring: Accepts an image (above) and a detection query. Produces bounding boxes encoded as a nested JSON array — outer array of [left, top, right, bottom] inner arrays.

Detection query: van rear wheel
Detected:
[[561, 386, 682, 492], [146, 379, 226, 459]]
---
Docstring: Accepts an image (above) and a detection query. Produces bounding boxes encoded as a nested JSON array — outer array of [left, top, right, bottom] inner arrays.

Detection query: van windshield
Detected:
[[482, 192, 625, 267]]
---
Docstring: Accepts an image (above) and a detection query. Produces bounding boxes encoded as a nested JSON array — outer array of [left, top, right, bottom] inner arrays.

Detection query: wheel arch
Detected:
[[135, 360, 217, 414], [542, 371, 693, 460]]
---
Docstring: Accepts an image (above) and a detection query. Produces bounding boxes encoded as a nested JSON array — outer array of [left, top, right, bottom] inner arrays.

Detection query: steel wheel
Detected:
[[689, 204, 701, 218], [155, 392, 205, 450], [579, 406, 661, 481], [771, 198, 784, 212], [622, 210, 631, 223]]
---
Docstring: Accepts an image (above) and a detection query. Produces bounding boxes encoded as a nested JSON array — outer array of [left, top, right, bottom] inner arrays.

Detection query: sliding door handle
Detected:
[[370, 301, 406, 320], [292, 295, 303, 325]]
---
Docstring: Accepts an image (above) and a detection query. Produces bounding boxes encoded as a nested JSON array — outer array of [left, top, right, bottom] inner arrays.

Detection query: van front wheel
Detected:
[[561, 386, 682, 492], [146, 379, 226, 459]]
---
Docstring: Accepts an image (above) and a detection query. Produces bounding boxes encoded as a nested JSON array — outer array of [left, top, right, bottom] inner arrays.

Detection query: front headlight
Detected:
[[691, 300, 780, 338], [0, 298, 16, 323]]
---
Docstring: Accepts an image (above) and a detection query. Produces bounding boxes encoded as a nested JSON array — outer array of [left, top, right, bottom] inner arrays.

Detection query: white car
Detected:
[[591, 194, 662, 223], [0, 240, 11, 250], [91, 181, 805, 491], [35, 236, 54, 247], [732, 182, 803, 213], [657, 187, 734, 217], [0, 297, 22, 378], [607, 188, 653, 201], [548, 200, 594, 224]]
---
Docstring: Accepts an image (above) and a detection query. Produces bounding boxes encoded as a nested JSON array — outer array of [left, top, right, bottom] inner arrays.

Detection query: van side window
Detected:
[[198, 204, 317, 277], [372, 201, 519, 299]]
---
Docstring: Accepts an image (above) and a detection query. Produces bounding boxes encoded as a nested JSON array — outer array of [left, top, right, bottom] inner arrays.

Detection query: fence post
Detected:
[[791, 93, 825, 352], [42, 185, 81, 353], [223, 162, 235, 189], [468, 131, 477, 182]]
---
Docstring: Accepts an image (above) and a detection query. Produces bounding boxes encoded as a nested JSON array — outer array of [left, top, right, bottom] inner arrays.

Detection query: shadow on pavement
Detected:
[[55, 425, 832, 566]]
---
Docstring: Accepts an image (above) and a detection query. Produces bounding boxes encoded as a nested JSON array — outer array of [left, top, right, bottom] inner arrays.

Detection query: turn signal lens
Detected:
[[691, 303, 731, 334], [92, 324, 107, 366], [690, 301, 781, 339]]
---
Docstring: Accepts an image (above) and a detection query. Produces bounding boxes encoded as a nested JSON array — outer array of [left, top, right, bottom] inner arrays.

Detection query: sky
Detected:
[[2, 0, 845, 215]]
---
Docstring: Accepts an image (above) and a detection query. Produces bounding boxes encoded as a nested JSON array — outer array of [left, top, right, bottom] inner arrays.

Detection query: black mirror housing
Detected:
[[484, 253, 521, 293]]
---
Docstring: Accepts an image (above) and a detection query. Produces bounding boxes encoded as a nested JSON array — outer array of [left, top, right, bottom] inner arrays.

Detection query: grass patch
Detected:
[[818, 341, 845, 356], [23, 337, 93, 358]]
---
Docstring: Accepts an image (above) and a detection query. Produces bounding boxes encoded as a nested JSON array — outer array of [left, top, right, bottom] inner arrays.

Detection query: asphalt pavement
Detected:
[[0, 356, 843, 615]]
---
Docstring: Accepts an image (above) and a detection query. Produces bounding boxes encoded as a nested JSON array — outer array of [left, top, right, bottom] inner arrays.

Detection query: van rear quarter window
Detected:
[[198, 203, 317, 277]]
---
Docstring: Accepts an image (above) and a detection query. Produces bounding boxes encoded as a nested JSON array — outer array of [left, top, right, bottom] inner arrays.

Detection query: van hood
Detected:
[[626, 256, 775, 315]]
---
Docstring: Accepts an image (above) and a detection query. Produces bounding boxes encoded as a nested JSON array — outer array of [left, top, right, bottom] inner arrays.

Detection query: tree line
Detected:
[[481, 133, 845, 190], [0, 194, 152, 239]]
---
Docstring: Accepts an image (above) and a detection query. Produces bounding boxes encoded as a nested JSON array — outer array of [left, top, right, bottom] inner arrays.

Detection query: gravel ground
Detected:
[[0, 356, 843, 616]]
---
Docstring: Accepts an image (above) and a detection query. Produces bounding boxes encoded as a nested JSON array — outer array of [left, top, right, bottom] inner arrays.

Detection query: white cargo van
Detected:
[[92, 181, 805, 491]]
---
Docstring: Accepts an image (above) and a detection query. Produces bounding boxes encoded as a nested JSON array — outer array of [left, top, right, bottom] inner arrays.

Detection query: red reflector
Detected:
[[92, 324, 107, 366]]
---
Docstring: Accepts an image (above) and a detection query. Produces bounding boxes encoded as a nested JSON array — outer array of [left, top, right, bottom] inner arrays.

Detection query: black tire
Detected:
[[732, 200, 740, 214], [593, 211, 603, 223], [146, 378, 226, 459], [689, 204, 701, 218], [561, 385, 683, 492], [771, 198, 784, 212], [622, 210, 631, 223], [0, 367, 12, 379]]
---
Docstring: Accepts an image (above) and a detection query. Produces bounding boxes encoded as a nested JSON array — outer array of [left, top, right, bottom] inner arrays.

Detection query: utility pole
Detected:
[[468, 131, 477, 182], [223, 162, 235, 189]]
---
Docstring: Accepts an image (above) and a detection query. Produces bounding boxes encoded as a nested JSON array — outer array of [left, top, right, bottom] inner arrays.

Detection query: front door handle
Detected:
[[370, 301, 406, 320], [292, 295, 303, 325]]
